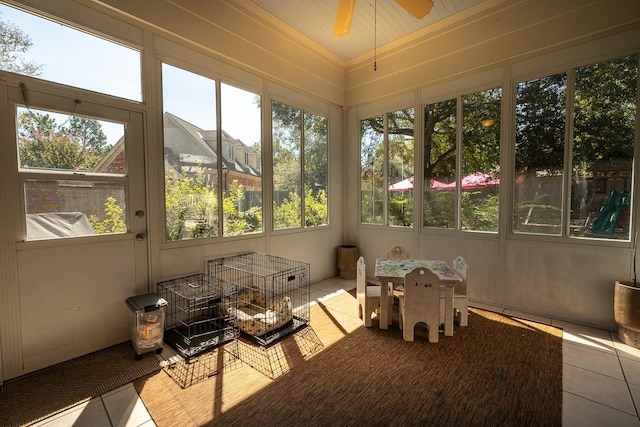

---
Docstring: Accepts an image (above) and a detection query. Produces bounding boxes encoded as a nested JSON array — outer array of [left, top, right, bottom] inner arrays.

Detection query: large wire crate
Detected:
[[208, 252, 310, 346], [160, 340, 242, 388], [230, 325, 323, 379], [157, 273, 238, 358]]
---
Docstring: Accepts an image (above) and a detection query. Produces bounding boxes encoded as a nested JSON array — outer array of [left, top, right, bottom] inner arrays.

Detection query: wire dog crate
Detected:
[[208, 252, 310, 346], [157, 273, 238, 358], [160, 341, 242, 388], [231, 325, 323, 379]]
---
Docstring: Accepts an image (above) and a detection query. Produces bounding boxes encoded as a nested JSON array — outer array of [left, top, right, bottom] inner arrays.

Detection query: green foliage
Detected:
[[273, 191, 301, 229], [573, 55, 637, 170], [164, 174, 265, 240], [515, 74, 567, 172], [89, 197, 126, 234], [0, 13, 42, 76], [165, 167, 218, 240], [304, 187, 327, 226], [18, 111, 105, 171], [389, 193, 413, 227], [461, 192, 499, 232], [273, 187, 328, 229], [223, 180, 263, 236], [423, 190, 456, 228]]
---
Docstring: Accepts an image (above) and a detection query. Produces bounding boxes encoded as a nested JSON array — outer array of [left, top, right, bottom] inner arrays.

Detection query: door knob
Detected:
[[136, 233, 146, 241], [135, 210, 145, 217]]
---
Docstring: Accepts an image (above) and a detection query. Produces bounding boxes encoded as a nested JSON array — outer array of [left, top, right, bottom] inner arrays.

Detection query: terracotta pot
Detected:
[[337, 245, 359, 279], [614, 280, 640, 348]]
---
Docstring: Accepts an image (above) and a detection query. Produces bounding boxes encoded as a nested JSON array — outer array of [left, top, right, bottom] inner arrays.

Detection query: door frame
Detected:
[[0, 75, 149, 380]]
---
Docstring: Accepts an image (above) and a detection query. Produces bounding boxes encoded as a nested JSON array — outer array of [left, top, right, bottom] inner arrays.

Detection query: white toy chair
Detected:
[[399, 267, 441, 342], [357, 256, 393, 327], [440, 255, 469, 327]]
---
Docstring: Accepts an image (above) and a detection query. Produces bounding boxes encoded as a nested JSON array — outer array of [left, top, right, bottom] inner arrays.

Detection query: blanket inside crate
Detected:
[[228, 287, 293, 337]]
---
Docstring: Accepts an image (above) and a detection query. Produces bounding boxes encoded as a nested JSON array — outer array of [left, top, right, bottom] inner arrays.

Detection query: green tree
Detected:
[[68, 116, 108, 155], [18, 110, 105, 171], [0, 12, 42, 76], [573, 55, 637, 168], [515, 74, 567, 174]]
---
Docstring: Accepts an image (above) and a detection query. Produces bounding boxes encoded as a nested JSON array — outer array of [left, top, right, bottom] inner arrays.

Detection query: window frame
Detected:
[[160, 60, 265, 242], [359, 108, 416, 228], [510, 53, 638, 242], [421, 86, 502, 234], [271, 98, 330, 231]]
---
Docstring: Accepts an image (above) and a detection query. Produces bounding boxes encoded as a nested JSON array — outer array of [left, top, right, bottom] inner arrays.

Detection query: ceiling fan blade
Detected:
[[333, 0, 357, 36], [394, 0, 434, 19]]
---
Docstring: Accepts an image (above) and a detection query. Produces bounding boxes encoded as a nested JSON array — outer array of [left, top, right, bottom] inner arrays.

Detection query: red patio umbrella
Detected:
[[389, 177, 451, 191], [440, 172, 500, 190]]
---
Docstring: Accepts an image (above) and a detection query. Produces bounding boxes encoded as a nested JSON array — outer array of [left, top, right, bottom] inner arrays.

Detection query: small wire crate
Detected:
[[208, 252, 310, 346], [157, 273, 238, 358]]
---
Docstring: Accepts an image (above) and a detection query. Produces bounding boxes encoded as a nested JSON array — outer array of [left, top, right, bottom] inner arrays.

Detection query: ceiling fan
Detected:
[[333, 0, 434, 36]]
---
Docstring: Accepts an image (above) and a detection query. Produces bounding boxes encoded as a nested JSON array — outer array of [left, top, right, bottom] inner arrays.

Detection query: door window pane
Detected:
[[0, 4, 141, 101], [272, 101, 302, 229], [162, 64, 218, 240], [17, 107, 127, 240], [513, 74, 567, 235], [570, 55, 637, 240], [461, 88, 501, 232], [360, 116, 384, 224], [388, 108, 414, 227], [24, 179, 126, 239], [423, 99, 457, 228], [18, 108, 124, 173]]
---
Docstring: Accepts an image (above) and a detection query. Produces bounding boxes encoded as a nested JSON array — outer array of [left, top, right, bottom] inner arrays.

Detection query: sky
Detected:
[[0, 3, 261, 147]]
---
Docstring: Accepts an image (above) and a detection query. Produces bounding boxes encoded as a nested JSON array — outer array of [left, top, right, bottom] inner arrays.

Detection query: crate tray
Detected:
[[242, 316, 308, 347], [164, 325, 237, 359]]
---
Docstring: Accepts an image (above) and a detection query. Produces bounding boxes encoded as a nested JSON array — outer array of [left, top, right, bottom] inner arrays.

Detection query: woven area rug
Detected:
[[0, 341, 161, 426], [134, 290, 563, 426]]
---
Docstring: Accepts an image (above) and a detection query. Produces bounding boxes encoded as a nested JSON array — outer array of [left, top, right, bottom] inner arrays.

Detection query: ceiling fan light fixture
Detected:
[[333, 0, 357, 36]]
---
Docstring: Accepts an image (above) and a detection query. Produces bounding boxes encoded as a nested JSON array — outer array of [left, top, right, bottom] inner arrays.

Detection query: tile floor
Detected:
[[30, 276, 640, 427]]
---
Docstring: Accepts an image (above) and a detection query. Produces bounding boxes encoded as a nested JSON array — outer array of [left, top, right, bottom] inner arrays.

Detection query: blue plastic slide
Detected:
[[591, 190, 631, 234]]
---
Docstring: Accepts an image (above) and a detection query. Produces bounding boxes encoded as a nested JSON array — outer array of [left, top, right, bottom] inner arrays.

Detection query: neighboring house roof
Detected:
[[94, 112, 262, 178], [163, 112, 261, 177]]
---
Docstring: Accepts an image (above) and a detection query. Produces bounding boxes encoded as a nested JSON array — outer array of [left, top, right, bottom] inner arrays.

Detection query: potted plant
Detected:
[[614, 232, 640, 348]]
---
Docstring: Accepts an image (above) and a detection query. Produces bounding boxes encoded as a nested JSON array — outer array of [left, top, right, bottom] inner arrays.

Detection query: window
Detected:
[[570, 55, 637, 240], [221, 83, 263, 236], [17, 107, 127, 240], [423, 88, 501, 231], [461, 89, 501, 231], [360, 108, 415, 226], [0, 3, 141, 101], [514, 74, 566, 235], [272, 100, 328, 230], [161, 63, 262, 240], [514, 54, 637, 240], [423, 100, 456, 228], [360, 115, 384, 224]]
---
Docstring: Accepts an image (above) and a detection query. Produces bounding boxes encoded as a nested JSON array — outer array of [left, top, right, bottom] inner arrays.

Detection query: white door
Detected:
[[0, 82, 149, 379]]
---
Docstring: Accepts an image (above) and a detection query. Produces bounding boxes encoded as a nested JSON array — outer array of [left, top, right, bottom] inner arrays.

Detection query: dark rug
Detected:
[[0, 341, 161, 426], [134, 290, 563, 426]]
